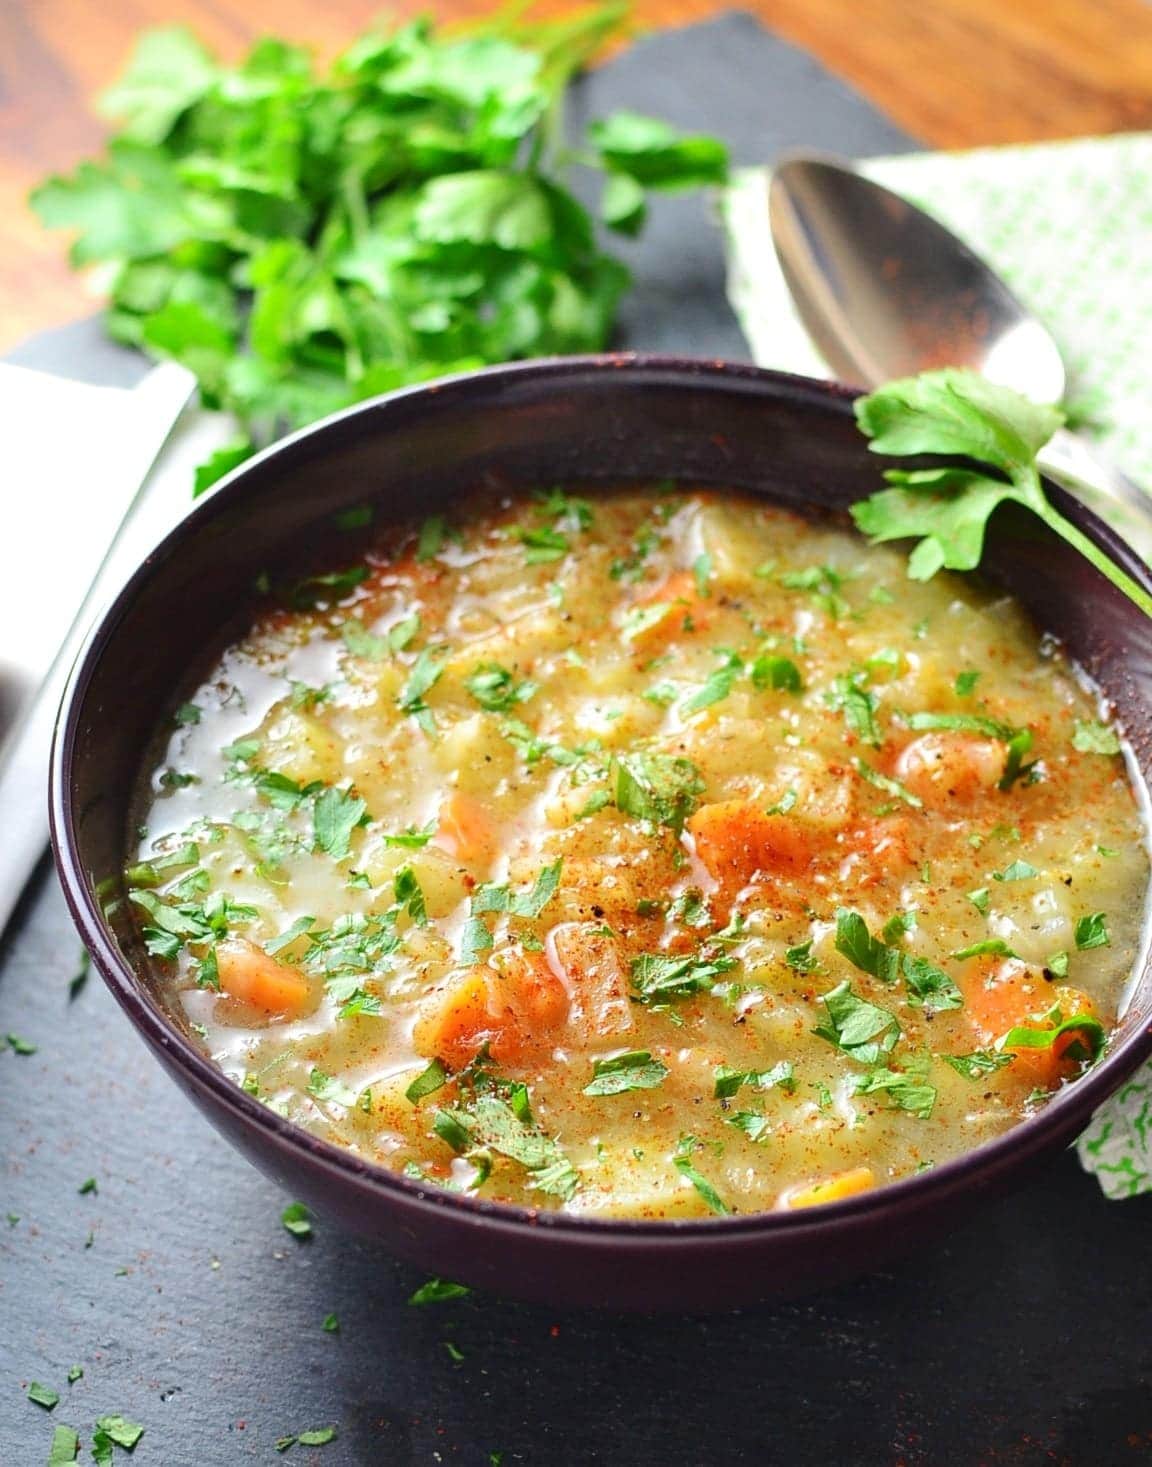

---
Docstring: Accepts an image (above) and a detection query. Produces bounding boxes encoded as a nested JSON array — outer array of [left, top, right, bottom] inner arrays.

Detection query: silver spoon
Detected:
[[768, 153, 1152, 557]]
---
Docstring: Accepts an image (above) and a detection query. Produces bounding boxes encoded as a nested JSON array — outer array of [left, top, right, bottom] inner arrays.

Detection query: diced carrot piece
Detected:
[[626, 570, 708, 650], [435, 790, 494, 865], [413, 951, 570, 1069], [783, 1166, 875, 1210], [687, 799, 818, 883], [548, 922, 633, 1038], [893, 733, 1005, 810], [963, 961, 1096, 1087], [215, 938, 313, 1018]]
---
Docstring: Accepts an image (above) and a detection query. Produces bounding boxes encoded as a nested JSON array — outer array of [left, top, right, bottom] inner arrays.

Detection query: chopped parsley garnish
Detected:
[[968, 887, 990, 914], [459, 917, 494, 965], [692, 552, 712, 597], [611, 750, 704, 834], [92, 1417, 146, 1456], [276, 1427, 338, 1451], [408, 1277, 472, 1306], [630, 950, 736, 1004], [472, 861, 562, 920], [322, 1313, 340, 1333], [853, 758, 923, 808], [397, 648, 445, 734], [813, 981, 901, 1064], [307, 1068, 359, 1107], [828, 673, 882, 747], [1046, 951, 1070, 979], [673, 1135, 730, 1215], [750, 653, 803, 694], [433, 1092, 579, 1200], [78, 1177, 98, 1195], [1074, 912, 1111, 950], [4, 1032, 37, 1056], [1071, 720, 1121, 755], [393, 865, 427, 925], [993, 859, 1040, 882], [27, 1381, 60, 1410], [583, 1050, 669, 1096], [381, 822, 436, 850], [943, 1049, 1015, 1080], [416, 515, 447, 562], [405, 1059, 449, 1104], [516, 525, 569, 564], [312, 787, 368, 860], [291, 566, 369, 610], [69, 949, 91, 1001], [854, 1065, 936, 1119], [999, 1006, 1106, 1065], [784, 939, 820, 973], [681, 651, 742, 714], [48, 1426, 80, 1465], [951, 938, 1020, 961], [465, 663, 538, 712], [954, 670, 980, 696], [713, 1061, 795, 1099], [281, 1202, 313, 1239], [174, 701, 202, 726]]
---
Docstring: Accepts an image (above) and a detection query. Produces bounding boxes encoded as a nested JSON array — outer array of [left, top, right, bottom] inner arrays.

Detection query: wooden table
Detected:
[[2, 0, 1150, 354]]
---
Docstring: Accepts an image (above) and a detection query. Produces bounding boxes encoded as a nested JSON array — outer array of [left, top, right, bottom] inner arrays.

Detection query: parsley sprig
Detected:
[[851, 369, 1152, 619], [31, 13, 728, 493]]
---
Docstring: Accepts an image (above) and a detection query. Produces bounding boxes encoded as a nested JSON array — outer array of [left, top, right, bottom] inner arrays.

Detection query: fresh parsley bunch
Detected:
[[31, 9, 728, 493], [851, 369, 1152, 618]]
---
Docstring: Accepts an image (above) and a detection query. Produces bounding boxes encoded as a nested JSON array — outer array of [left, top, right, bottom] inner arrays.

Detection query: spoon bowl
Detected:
[[769, 153, 1152, 542]]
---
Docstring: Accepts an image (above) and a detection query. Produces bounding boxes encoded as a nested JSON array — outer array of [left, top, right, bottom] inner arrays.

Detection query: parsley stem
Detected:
[[1033, 493, 1152, 621]]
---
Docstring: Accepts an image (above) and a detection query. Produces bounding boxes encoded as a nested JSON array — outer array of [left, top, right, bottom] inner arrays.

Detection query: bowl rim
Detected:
[[50, 351, 1152, 1240]]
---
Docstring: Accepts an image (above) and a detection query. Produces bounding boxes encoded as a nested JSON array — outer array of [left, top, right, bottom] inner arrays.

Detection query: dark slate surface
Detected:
[[4, 14, 1150, 1466]]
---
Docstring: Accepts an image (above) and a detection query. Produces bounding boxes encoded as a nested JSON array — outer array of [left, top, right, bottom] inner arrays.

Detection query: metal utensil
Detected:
[[768, 153, 1152, 555], [0, 361, 197, 940]]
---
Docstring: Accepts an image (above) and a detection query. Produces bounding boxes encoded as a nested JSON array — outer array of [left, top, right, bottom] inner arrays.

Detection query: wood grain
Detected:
[[1, 0, 1150, 352]]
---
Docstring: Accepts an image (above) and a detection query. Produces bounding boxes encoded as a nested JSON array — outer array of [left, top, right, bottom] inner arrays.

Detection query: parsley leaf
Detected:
[[851, 368, 1152, 619], [409, 1277, 472, 1306], [943, 1048, 1015, 1080], [1071, 720, 1121, 755], [713, 1061, 795, 1099], [583, 1050, 669, 1095], [611, 750, 704, 834], [630, 950, 736, 1004], [313, 787, 368, 860], [465, 663, 538, 712], [1075, 912, 1111, 950], [281, 1202, 313, 1239], [672, 1134, 730, 1215], [813, 981, 901, 1064]]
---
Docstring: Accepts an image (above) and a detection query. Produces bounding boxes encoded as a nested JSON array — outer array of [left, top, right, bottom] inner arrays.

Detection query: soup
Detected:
[[128, 486, 1147, 1217]]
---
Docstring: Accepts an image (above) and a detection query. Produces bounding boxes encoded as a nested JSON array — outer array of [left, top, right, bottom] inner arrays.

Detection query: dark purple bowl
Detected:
[[50, 356, 1152, 1311]]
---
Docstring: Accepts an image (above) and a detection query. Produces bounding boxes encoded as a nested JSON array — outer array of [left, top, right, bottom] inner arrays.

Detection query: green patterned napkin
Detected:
[[722, 132, 1152, 1198]]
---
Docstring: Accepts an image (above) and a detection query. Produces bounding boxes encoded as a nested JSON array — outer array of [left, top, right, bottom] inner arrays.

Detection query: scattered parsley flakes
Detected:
[[1075, 912, 1111, 950], [853, 757, 922, 808], [322, 1313, 340, 1333], [48, 1425, 80, 1465], [281, 1202, 313, 1239], [4, 1032, 37, 1056], [630, 950, 736, 1004], [27, 1381, 60, 1410], [713, 1061, 795, 1099], [750, 653, 803, 694], [954, 670, 980, 696], [398, 648, 445, 733], [813, 981, 901, 1064], [681, 652, 742, 714], [405, 1058, 449, 1104], [611, 750, 704, 834], [583, 1050, 669, 1096], [69, 950, 91, 1001], [672, 1135, 730, 1215], [1046, 951, 1070, 979], [78, 1177, 98, 1196], [408, 1277, 472, 1306], [66, 1366, 83, 1384], [951, 938, 1020, 961], [312, 786, 368, 860], [465, 663, 538, 712], [1072, 720, 1122, 755], [968, 887, 990, 915], [784, 939, 820, 974], [993, 859, 1040, 882], [943, 1049, 1015, 1080]]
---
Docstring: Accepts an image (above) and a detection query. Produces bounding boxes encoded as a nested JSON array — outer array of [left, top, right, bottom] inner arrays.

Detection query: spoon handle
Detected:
[[1037, 429, 1152, 565]]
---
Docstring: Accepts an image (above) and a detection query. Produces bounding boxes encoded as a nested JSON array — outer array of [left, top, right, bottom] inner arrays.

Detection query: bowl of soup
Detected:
[[51, 356, 1152, 1309]]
